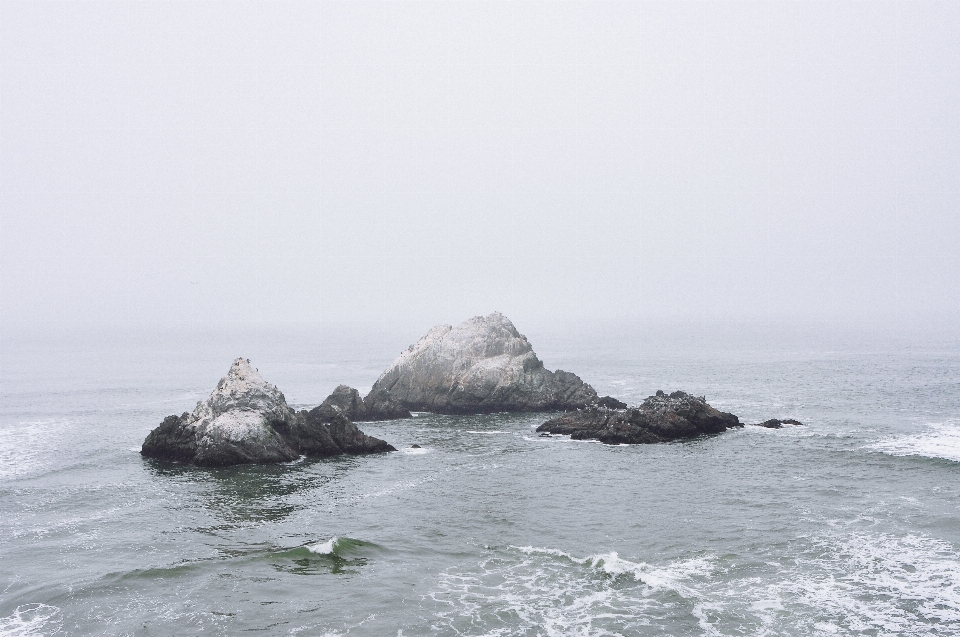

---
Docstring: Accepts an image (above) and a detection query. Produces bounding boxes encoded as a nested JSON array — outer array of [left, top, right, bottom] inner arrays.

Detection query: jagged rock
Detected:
[[320, 385, 371, 421], [536, 390, 741, 444], [752, 418, 804, 429], [595, 395, 628, 409], [361, 388, 413, 420], [319, 385, 412, 421], [364, 312, 598, 415], [141, 359, 395, 466]]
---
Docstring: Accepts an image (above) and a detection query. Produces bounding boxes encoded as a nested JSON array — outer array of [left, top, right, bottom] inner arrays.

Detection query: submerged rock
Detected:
[[364, 312, 598, 415], [536, 390, 741, 444], [141, 359, 395, 466]]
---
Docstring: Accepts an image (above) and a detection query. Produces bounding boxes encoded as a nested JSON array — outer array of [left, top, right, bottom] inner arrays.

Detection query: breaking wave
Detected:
[[869, 422, 960, 463], [428, 531, 960, 636]]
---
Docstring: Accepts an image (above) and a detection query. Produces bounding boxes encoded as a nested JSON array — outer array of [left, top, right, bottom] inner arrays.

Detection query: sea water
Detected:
[[1, 321, 959, 636]]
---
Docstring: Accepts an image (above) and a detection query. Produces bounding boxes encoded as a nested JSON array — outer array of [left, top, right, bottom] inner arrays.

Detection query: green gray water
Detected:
[[2, 324, 959, 636]]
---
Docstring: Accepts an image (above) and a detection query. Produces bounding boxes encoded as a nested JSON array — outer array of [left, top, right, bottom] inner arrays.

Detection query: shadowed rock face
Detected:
[[364, 312, 599, 415], [141, 359, 395, 466], [320, 385, 371, 421], [320, 384, 412, 421], [536, 390, 741, 444]]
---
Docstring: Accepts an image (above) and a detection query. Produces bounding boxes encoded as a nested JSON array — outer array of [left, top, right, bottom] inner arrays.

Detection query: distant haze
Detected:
[[2, 1, 959, 332]]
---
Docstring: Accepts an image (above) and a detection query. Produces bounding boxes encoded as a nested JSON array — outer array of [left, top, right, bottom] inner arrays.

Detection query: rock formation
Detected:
[[363, 312, 600, 415], [141, 359, 395, 466], [318, 385, 412, 421], [536, 390, 741, 444], [320, 385, 371, 421], [751, 418, 804, 429]]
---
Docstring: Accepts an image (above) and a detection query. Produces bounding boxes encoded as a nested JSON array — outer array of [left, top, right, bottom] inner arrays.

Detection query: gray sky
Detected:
[[2, 1, 958, 331]]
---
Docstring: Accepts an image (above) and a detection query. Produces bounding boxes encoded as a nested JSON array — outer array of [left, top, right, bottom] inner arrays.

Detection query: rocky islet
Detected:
[[142, 314, 802, 465], [141, 358, 395, 466]]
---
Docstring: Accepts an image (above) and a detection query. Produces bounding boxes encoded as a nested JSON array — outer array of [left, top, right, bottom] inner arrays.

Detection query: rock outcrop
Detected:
[[319, 385, 412, 421], [364, 312, 599, 415], [141, 359, 395, 466], [536, 390, 741, 444], [320, 385, 371, 421], [751, 418, 804, 429]]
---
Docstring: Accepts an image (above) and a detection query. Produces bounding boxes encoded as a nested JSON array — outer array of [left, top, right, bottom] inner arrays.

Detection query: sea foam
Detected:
[[306, 537, 338, 555], [0, 604, 61, 637], [869, 422, 960, 463]]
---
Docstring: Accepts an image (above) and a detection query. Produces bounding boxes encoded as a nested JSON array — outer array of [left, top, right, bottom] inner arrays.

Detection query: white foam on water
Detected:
[[356, 472, 439, 499], [869, 422, 960, 462], [430, 531, 960, 637], [0, 421, 69, 480], [401, 447, 430, 455], [466, 431, 507, 434], [0, 604, 61, 637], [306, 537, 338, 555], [430, 545, 709, 637]]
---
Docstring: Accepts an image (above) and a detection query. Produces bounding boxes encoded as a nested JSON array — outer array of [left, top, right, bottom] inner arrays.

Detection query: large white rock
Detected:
[[364, 312, 598, 415]]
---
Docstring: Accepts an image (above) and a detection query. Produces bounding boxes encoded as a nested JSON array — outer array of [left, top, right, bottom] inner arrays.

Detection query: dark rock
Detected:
[[320, 385, 370, 421], [411, 444, 421, 449], [752, 418, 805, 429], [595, 395, 628, 410], [364, 312, 598, 415], [141, 358, 395, 466], [363, 388, 413, 420], [536, 390, 741, 445]]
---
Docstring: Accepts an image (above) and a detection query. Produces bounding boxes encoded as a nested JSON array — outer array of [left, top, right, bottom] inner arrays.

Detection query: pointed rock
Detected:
[[142, 359, 395, 466], [364, 312, 598, 415]]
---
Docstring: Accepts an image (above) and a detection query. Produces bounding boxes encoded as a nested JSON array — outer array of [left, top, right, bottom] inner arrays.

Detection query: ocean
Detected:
[[1, 321, 959, 636]]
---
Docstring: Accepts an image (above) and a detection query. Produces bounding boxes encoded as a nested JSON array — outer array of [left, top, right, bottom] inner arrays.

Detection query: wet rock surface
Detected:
[[319, 385, 412, 421], [364, 312, 599, 415], [141, 359, 395, 466], [536, 390, 742, 445], [752, 418, 805, 429]]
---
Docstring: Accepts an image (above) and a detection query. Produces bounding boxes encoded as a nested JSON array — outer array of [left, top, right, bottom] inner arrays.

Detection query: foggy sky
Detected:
[[2, 1, 959, 331]]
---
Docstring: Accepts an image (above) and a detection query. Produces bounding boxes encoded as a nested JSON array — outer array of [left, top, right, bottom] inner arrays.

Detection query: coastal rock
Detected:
[[320, 385, 371, 421], [364, 312, 598, 415], [141, 359, 395, 466], [320, 385, 412, 421], [536, 390, 741, 444], [361, 388, 414, 420], [752, 418, 804, 429]]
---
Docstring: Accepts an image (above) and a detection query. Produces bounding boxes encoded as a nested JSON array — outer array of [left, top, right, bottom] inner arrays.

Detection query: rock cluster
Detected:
[[536, 390, 741, 444], [141, 359, 395, 466], [361, 312, 600, 415]]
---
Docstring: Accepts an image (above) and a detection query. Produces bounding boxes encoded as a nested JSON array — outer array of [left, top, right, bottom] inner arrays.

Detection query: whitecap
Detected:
[[432, 532, 960, 636], [869, 422, 960, 462], [306, 537, 338, 555], [0, 421, 69, 480], [465, 430, 507, 434], [0, 604, 61, 637]]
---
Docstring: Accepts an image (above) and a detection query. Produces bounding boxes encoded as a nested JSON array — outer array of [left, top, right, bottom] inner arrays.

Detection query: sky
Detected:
[[2, 1, 959, 332]]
